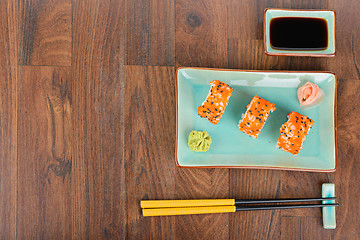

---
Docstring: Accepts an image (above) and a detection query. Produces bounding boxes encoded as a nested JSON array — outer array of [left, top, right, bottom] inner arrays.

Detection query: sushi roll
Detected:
[[238, 95, 276, 138], [277, 112, 314, 155], [198, 80, 233, 125]]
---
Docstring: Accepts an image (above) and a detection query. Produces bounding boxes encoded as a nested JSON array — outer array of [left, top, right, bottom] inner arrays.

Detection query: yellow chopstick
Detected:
[[140, 199, 235, 209], [142, 205, 236, 217]]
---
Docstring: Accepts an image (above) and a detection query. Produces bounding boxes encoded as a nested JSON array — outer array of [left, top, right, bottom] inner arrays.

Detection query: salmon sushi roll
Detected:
[[277, 112, 314, 155], [197, 80, 233, 125], [238, 95, 276, 138]]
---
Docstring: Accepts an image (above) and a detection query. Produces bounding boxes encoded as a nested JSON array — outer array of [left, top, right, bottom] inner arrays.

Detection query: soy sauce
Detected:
[[270, 17, 328, 50]]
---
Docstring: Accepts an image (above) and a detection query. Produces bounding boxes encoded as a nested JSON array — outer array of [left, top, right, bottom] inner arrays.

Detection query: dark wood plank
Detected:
[[0, 0, 19, 239], [175, 0, 228, 68], [71, 0, 125, 238], [333, 79, 360, 239], [124, 66, 176, 239], [229, 39, 328, 71], [125, 0, 175, 66], [17, 66, 72, 239], [327, 0, 360, 80], [175, 168, 230, 240], [228, 0, 264, 40], [282, 57, 328, 71], [228, 39, 282, 70], [280, 216, 332, 239], [229, 169, 282, 240], [285, 0, 329, 8], [20, 0, 71, 66]]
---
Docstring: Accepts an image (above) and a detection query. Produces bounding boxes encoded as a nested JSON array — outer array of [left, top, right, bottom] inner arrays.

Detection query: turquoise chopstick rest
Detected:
[[322, 183, 336, 229]]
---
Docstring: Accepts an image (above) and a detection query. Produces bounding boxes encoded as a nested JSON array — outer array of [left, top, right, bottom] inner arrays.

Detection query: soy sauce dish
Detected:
[[264, 9, 336, 57]]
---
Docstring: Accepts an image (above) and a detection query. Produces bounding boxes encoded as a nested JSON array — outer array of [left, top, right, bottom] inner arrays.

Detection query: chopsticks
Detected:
[[141, 198, 338, 217], [140, 197, 337, 209], [142, 203, 339, 216]]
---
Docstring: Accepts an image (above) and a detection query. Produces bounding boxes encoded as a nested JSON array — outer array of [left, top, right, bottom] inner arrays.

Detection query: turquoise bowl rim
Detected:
[[264, 8, 336, 57]]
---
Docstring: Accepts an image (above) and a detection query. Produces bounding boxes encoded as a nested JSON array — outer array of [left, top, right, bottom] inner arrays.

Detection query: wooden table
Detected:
[[1, 0, 359, 239]]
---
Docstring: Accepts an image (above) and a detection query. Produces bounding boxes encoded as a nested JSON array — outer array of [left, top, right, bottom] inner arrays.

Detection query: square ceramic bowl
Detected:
[[264, 8, 336, 57], [176, 67, 337, 172]]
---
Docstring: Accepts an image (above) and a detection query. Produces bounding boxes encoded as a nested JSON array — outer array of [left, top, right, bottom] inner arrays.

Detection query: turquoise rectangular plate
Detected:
[[176, 68, 337, 171], [264, 8, 336, 57]]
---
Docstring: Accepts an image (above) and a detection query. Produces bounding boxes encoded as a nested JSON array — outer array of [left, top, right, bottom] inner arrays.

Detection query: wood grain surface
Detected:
[[124, 66, 176, 239], [20, 0, 72, 66], [0, 0, 360, 239], [71, 0, 124, 238], [17, 66, 72, 239]]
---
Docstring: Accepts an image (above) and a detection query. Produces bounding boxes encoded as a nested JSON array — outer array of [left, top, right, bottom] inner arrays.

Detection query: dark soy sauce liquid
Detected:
[[270, 17, 328, 50]]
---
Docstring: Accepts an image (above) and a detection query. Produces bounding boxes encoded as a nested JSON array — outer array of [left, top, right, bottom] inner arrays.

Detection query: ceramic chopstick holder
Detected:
[[322, 183, 336, 229]]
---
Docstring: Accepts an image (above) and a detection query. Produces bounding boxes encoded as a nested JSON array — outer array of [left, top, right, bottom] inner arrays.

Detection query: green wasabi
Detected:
[[188, 131, 212, 152]]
